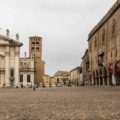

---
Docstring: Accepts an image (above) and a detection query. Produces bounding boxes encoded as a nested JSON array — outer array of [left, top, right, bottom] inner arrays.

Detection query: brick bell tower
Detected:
[[29, 36, 45, 85]]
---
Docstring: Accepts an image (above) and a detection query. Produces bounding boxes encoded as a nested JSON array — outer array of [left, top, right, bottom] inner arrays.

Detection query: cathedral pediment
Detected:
[[0, 34, 23, 47]]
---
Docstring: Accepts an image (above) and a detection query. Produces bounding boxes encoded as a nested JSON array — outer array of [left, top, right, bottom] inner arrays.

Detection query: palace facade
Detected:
[[82, 0, 120, 85]]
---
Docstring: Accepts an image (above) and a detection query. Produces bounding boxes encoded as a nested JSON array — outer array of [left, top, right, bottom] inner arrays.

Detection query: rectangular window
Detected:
[[86, 62, 89, 70], [31, 42, 35, 44], [31, 47, 35, 50], [80, 69, 82, 73], [20, 74, 23, 82], [36, 47, 39, 50], [10, 69, 14, 77], [36, 42, 39, 44], [27, 74, 31, 83]]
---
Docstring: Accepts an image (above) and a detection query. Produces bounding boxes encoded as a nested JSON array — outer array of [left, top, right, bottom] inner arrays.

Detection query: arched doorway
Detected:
[[93, 71, 95, 85], [108, 63, 113, 86], [115, 60, 120, 86], [96, 70, 99, 85], [103, 67, 107, 85], [99, 69, 103, 85]]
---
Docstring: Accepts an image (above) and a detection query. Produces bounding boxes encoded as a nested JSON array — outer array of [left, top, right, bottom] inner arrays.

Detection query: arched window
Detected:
[[115, 49, 118, 58], [112, 19, 116, 37], [111, 52, 112, 58], [94, 36, 97, 48], [102, 29, 105, 45]]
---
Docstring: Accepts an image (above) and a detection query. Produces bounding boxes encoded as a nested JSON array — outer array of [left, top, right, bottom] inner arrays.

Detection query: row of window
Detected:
[[20, 74, 31, 83], [91, 49, 118, 66], [31, 47, 40, 51], [94, 19, 116, 48], [31, 42, 40, 45]]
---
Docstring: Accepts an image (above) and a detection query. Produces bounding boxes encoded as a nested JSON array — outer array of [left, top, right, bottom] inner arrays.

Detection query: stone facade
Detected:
[[29, 36, 45, 85], [19, 57, 35, 87], [85, 0, 120, 86], [54, 71, 70, 86], [0, 34, 23, 87], [70, 67, 82, 85], [82, 50, 92, 85]]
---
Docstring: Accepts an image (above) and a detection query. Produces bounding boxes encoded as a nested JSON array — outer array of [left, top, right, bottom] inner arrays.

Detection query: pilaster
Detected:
[[5, 47, 10, 86], [14, 47, 20, 87], [112, 74, 116, 85]]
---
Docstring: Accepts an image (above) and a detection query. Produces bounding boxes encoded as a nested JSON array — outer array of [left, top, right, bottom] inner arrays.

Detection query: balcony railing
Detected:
[[19, 68, 35, 72]]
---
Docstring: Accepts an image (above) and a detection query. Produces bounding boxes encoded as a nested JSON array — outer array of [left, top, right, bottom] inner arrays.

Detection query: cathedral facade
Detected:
[[0, 34, 22, 87], [0, 31, 45, 87]]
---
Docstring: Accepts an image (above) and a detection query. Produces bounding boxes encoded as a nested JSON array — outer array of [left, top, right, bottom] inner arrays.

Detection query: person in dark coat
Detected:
[[33, 85, 36, 91]]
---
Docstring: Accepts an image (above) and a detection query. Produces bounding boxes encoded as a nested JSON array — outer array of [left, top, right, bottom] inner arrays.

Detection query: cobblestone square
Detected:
[[0, 87, 120, 120]]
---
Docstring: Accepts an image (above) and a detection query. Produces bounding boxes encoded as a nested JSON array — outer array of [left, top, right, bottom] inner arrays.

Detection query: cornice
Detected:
[[88, 0, 120, 41]]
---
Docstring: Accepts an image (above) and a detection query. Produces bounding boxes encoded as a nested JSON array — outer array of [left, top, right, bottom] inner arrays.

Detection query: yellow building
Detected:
[[43, 75, 56, 87], [43, 75, 50, 87]]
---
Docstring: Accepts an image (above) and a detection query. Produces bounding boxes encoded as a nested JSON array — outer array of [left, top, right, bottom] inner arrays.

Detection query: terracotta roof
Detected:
[[54, 71, 70, 76]]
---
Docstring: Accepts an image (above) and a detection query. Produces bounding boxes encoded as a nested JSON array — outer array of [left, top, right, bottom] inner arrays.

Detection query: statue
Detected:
[[6, 29, 9, 37], [24, 52, 27, 57], [16, 33, 19, 40]]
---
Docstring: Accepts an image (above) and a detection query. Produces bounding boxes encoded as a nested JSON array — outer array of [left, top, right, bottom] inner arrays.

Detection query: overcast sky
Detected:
[[0, 0, 116, 75]]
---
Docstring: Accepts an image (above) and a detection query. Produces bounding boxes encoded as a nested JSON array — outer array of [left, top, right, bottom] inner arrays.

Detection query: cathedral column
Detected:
[[14, 47, 20, 87], [5, 47, 10, 86], [0, 56, 5, 87]]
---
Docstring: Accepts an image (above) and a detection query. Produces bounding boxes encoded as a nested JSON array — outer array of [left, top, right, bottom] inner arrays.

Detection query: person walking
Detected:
[[33, 85, 36, 91]]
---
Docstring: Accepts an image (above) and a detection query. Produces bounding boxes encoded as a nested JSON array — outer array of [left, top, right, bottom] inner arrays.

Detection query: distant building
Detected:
[[50, 76, 56, 86], [82, 49, 91, 85], [43, 75, 56, 87], [29, 36, 45, 85], [54, 71, 70, 86], [43, 75, 50, 87], [70, 67, 82, 86], [19, 57, 35, 87]]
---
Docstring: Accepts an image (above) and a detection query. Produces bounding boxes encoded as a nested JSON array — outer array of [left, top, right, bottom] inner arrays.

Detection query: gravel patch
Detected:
[[0, 86, 120, 120]]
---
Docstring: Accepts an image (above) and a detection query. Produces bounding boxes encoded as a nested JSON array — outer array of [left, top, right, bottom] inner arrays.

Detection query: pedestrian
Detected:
[[33, 85, 36, 91]]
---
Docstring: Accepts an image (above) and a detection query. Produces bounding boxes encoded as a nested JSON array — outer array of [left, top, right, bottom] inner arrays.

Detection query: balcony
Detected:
[[19, 68, 35, 72]]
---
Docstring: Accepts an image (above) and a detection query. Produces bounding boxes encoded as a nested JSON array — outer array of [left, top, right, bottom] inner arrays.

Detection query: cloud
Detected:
[[0, 0, 116, 75]]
